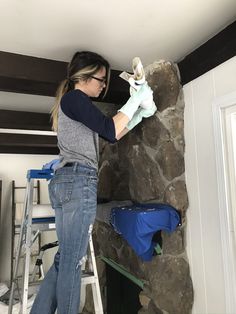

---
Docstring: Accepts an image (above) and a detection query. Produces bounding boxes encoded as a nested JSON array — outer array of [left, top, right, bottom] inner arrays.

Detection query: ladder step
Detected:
[[81, 274, 98, 285]]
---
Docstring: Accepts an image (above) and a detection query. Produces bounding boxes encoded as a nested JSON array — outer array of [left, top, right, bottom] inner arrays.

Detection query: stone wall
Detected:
[[86, 61, 193, 314]]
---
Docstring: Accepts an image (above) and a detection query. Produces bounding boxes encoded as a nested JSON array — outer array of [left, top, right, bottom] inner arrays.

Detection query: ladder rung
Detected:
[[28, 280, 43, 287], [82, 271, 94, 276], [81, 275, 97, 285]]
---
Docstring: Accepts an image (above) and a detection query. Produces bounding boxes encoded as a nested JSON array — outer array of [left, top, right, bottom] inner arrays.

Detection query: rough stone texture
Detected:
[[145, 256, 193, 314], [128, 144, 165, 202], [164, 180, 189, 217], [93, 60, 193, 314], [145, 61, 181, 112], [142, 115, 170, 149], [93, 221, 193, 314], [156, 141, 185, 181], [139, 291, 151, 309], [162, 227, 185, 255], [138, 300, 164, 314]]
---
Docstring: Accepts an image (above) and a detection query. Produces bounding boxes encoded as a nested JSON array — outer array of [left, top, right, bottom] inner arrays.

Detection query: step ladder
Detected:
[[8, 169, 103, 314]]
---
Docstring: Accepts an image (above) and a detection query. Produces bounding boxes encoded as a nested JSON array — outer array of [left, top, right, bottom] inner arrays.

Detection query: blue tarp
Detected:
[[110, 203, 181, 261]]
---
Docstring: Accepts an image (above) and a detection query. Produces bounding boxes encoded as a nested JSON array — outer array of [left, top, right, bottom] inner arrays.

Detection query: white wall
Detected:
[[184, 56, 236, 314], [0, 154, 57, 284]]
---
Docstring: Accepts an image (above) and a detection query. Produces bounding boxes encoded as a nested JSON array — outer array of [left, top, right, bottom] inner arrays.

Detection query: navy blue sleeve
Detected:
[[60, 89, 117, 143]]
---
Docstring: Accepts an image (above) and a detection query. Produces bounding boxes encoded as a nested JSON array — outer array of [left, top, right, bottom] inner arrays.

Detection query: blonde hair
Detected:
[[51, 51, 110, 131]]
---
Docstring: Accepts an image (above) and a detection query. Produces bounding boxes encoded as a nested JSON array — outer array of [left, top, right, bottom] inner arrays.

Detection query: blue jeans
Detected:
[[30, 163, 98, 314]]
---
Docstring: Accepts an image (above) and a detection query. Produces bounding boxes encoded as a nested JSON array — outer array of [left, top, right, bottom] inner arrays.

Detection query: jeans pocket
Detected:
[[49, 175, 74, 207]]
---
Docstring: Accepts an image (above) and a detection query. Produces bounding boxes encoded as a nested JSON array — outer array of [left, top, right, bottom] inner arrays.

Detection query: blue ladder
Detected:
[[8, 169, 54, 314]]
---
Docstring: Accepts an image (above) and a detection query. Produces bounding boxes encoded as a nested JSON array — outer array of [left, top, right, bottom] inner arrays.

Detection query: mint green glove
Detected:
[[126, 101, 157, 130], [118, 83, 153, 120]]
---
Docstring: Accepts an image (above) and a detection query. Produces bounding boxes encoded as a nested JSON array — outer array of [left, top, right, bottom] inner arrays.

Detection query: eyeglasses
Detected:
[[91, 76, 106, 85]]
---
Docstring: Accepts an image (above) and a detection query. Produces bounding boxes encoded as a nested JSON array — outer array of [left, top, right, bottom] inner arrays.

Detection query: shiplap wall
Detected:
[[184, 56, 236, 314]]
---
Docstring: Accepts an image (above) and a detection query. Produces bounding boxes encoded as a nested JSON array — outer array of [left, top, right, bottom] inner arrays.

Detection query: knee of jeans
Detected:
[[76, 224, 93, 269]]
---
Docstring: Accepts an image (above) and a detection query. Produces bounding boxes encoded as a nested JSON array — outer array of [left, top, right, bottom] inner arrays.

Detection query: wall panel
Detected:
[[184, 56, 236, 313]]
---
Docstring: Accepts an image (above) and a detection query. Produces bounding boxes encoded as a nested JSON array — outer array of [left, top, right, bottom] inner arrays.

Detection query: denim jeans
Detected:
[[30, 163, 98, 314]]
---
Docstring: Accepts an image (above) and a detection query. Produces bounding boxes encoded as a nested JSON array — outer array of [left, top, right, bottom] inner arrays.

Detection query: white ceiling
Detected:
[[0, 0, 236, 113]]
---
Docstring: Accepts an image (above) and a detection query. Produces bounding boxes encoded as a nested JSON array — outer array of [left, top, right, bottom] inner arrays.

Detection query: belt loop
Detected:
[[73, 162, 78, 172]]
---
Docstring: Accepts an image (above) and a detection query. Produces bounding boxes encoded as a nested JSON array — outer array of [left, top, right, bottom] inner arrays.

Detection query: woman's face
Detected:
[[85, 66, 107, 98]]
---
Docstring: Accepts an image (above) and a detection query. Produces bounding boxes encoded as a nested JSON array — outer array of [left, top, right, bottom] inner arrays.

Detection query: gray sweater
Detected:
[[57, 89, 116, 170]]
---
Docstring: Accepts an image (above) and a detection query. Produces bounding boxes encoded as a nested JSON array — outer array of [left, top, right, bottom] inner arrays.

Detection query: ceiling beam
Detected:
[[0, 109, 51, 130], [178, 20, 236, 85], [1, 20, 235, 100], [0, 133, 58, 154], [0, 51, 129, 104]]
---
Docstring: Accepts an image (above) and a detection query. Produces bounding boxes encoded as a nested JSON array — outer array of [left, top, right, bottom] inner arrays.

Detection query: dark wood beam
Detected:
[[0, 51, 66, 97], [0, 133, 58, 154], [178, 20, 236, 85], [0, 51, 129, 104], [0, 109, 51, 130]]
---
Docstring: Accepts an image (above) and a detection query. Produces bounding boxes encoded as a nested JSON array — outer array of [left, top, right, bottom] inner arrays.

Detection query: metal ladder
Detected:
[[8, 169, 103, 314]]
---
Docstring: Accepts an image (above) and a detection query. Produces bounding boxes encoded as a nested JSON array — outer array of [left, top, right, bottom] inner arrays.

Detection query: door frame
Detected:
[[212, 91, 236, 314]]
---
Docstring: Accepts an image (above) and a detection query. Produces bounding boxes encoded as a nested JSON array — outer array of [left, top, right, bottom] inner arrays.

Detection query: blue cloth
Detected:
[[110, 203, 181, 261], [42, 158, 60, 171]]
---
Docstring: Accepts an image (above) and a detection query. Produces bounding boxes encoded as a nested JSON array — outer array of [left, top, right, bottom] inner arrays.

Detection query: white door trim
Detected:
[[212, 91, 236, 314]]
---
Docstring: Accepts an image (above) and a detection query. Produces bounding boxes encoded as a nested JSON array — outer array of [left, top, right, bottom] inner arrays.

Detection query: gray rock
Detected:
[[94, 61, 193, 314]]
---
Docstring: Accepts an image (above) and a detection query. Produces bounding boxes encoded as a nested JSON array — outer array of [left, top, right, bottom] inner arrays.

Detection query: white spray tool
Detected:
[[119, 57, 153, 109]]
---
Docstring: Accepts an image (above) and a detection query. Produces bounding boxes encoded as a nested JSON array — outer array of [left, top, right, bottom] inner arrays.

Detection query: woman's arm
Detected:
[[113, 102, 158, 140], [112, 111, 129, 140], [116, 127, 129, 140]]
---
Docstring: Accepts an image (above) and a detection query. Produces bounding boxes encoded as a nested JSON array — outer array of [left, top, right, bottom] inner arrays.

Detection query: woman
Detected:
[[31, 51, 155, 314]]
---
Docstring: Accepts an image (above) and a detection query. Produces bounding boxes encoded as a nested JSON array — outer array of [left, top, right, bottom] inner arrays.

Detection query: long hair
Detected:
[[51, 51, 110, 131]]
